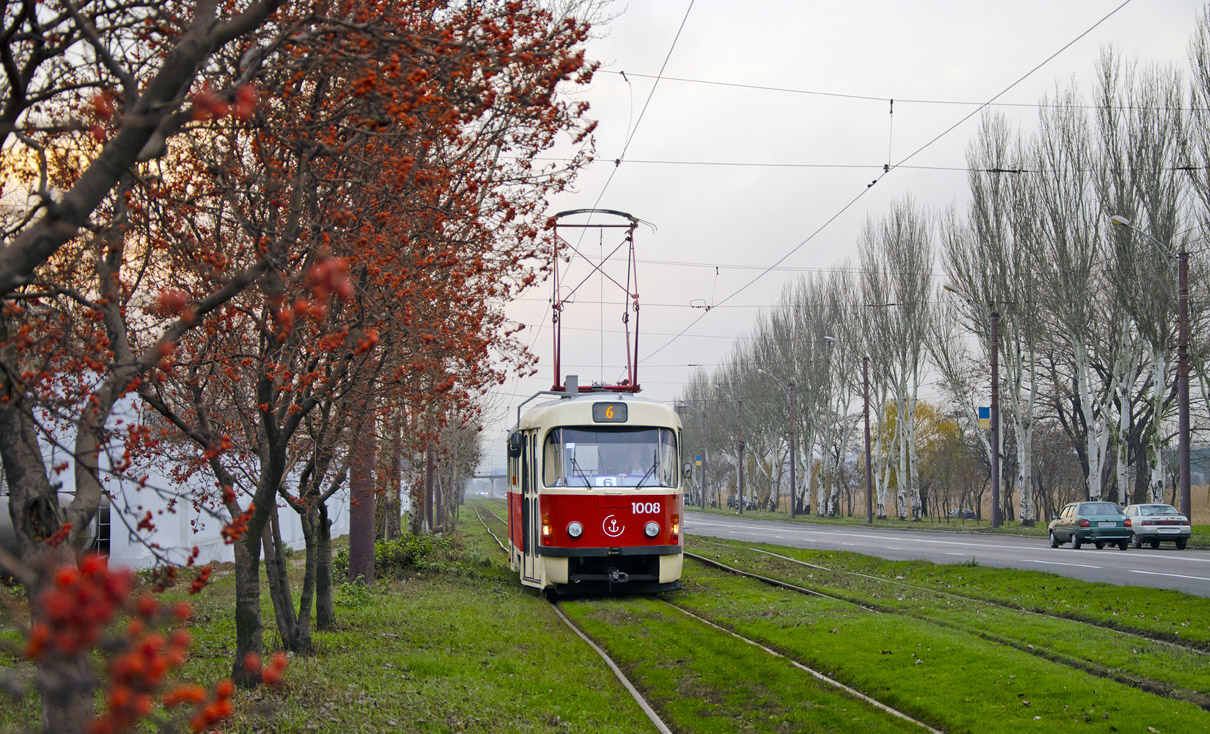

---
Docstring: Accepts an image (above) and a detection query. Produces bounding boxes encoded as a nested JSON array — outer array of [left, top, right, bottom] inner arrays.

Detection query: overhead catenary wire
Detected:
[[524, 155, 1205, 175], [501, 1, 694, 421], [637, 0, 1138, 367], [600, 66, 1205, 112]]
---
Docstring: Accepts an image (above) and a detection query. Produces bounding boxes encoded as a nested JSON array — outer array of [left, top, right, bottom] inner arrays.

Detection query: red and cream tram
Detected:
[[506, 389, 685, 595]]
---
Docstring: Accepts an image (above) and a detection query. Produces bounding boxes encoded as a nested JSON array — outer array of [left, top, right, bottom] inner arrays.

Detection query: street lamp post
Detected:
[[757, 368, 797, 518], [717, 386, 744, 515], [824, 336, 873, 524], [943, 286, 1001, 528], [1110, 215, 1190, 518]]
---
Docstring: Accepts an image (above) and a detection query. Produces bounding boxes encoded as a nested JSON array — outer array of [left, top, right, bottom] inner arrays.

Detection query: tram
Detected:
[[506, 382, 685, 595], [506, 209, 682, 594]]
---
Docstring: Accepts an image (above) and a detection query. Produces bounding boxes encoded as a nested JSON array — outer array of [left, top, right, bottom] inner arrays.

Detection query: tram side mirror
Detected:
[[507, 433, 523, 458], [683, 462, 693, 479]]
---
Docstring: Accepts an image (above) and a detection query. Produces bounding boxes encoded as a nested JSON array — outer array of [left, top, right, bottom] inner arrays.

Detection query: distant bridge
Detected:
[[465, 472, 507, 498]]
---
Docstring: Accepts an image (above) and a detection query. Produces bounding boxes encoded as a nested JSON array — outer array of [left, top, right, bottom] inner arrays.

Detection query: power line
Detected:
[[529, 156, 1205, 175], [637, 0, 1137, 367], [588, 0, 695, 212], [502, 1, 695, 424], [601, 69, 1205, 112]]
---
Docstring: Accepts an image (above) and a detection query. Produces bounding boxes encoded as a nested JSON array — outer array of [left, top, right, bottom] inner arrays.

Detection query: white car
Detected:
[[1123, 503, 1191, 549]]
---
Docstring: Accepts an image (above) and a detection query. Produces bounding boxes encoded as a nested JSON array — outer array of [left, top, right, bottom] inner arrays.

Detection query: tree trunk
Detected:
[[232, 532, 264, 687], [291, 510, 317, 653], [348, 399, 377, 584], [26, 551, 95, 731], [430, 447, 440, 534], [261, 505, 297, 651], [387, 410, 405, 539], [316, 502, 336, 629]]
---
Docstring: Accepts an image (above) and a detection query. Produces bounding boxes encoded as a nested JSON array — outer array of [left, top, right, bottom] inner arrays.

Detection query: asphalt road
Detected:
[[684, 511, 1210, 597]]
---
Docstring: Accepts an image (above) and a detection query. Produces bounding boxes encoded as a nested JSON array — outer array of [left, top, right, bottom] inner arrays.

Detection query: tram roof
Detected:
[[517, 392, 683, 433]]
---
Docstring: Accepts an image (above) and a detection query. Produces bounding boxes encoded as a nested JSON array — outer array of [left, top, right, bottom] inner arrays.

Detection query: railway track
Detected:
[[470, 502, 671, 733], [687, 536, 1210, 711], [476, 500, 1210, 713], [469, 501, 942, 732]]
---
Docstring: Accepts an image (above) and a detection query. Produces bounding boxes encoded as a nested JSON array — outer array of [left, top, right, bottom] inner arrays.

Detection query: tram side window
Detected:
[[543, 427, 678, 488]]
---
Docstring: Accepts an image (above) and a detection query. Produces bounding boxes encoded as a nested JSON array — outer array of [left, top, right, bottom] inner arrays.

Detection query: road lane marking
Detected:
[[1026, 560, 1103, 569], [1128, 569, 1210, 582], [944, 552, 966, 556]]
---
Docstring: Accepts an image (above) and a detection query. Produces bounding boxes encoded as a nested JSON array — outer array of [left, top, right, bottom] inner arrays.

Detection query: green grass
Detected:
[[661, 565, 1210, 733], [5, 502, 1207, 733], [0, 526, 657, 733], [688, 539, 1210, 703], [691, 538, 1210, 647], [561, 596, 923, 733]]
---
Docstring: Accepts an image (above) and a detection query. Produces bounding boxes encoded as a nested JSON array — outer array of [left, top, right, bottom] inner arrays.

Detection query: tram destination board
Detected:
[[592, 402, 627, 423]]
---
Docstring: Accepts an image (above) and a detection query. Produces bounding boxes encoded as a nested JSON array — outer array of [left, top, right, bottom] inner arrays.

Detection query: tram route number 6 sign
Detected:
[[593, 402, 628, 423]]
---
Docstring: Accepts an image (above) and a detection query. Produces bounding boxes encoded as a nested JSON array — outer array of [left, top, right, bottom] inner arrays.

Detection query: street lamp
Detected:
[[716, 385, 744, 515], [757, 368, 797, 519], [942, 285, 1001, 528], [1110, 215, 1190, 518], [823, 336, 874, 524], [676, 401, 708, 509]]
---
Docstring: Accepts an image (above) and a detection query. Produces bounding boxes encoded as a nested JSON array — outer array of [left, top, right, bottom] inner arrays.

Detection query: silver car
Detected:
[[1123, 503, 1191, 549]]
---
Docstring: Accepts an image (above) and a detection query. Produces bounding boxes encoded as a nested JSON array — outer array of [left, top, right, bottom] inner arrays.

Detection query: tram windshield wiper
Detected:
[[569, 456, 593, 488], [634, 451, 659, 489]]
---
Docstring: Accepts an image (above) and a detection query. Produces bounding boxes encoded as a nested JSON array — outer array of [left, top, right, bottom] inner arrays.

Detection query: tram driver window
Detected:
[[543, 427, 678, 488]]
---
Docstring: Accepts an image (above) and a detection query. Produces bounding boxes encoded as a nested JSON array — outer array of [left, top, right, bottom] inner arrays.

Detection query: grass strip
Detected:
[[673, 563, 1210, 734], [560, 595, 926, 733], [691, 535, 1210, 648], [689, 542, 1210, 704], [1, 519, 659, 733]]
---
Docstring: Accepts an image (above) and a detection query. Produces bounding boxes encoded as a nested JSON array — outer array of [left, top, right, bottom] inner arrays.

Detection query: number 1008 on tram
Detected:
[[506, 392, 686, 595]]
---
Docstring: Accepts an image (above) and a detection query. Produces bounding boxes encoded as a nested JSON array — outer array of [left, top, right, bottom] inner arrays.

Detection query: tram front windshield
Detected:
[[544, 427, 678, 488]]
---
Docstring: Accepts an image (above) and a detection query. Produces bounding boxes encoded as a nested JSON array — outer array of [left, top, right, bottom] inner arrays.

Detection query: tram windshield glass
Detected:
[[543, 427, 678, 488]]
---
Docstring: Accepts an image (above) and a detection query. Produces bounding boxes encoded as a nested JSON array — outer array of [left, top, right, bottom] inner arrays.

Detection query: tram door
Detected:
[[520, 432, 540, 584]]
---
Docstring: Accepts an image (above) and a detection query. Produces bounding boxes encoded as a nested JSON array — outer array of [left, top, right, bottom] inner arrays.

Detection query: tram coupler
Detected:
[[608, 569, 629, 584]]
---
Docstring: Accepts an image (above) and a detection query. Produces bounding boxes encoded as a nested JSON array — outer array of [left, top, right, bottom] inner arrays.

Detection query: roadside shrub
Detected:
[[335, 579, 373, 609], [377, 534, 454, 578], [331, 533, 454, 582]]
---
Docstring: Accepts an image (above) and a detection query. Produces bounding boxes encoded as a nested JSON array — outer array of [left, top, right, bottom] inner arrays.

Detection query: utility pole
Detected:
[[863, 355, 873, 524], [699, 406, 708, 509], [789, 380, 797, 519], [737, 398, 745, 515], [991, 310, 1001, 528], [1179, 249, 1191, 518]]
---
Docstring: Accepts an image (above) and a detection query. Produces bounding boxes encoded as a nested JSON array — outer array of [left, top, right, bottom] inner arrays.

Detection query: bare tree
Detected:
[[1096, 50, 1189, 504], [860, 197, 933, 519], [941, 113, 1044, 524], [1034, 83, 1120, 501]]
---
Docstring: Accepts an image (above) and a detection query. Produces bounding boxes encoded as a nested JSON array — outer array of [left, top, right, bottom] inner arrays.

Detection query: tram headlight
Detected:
[[567, 521, 583, 538], [644, 521, 659, 538]]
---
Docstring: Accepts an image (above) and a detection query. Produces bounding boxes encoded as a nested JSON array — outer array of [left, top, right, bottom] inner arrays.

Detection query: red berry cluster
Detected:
[[22, 554, 272, 733], [243, 651, 289, 687], [25, 554, 133, 659], [221, 503, 255, 544]]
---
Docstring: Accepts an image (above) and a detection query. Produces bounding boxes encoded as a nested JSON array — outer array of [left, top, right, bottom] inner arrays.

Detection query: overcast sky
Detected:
[[479, 0, 1202, 472]]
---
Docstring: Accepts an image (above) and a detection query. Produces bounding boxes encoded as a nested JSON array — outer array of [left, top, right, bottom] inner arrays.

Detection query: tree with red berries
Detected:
[[127, 0, 594, 682], [0, 0, 303, 729], [2, 0, 595, 726]]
